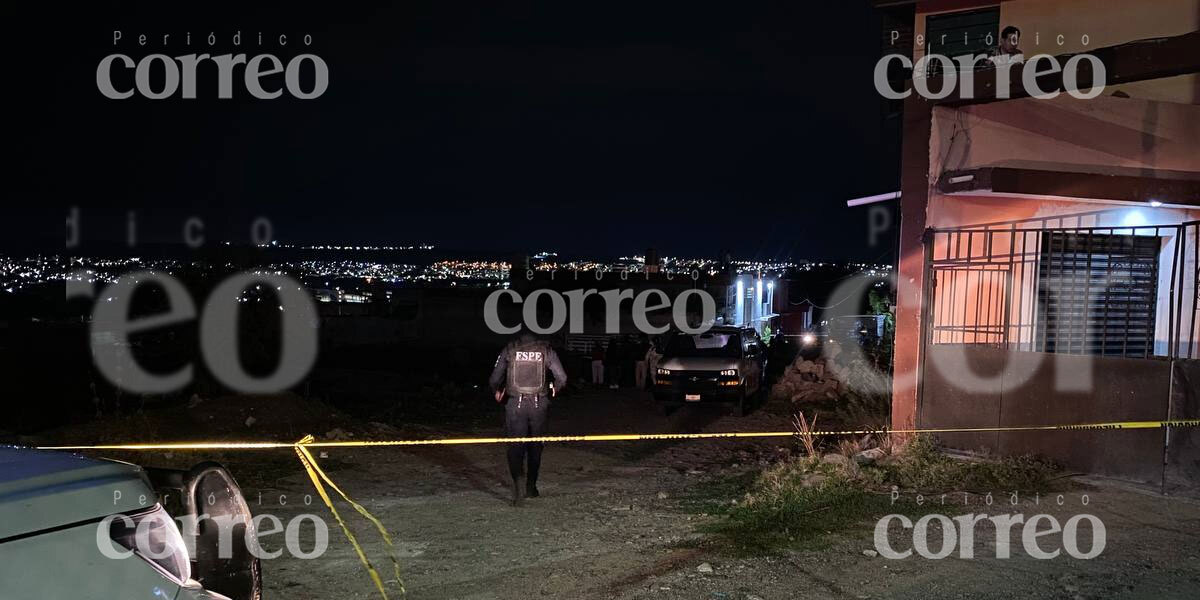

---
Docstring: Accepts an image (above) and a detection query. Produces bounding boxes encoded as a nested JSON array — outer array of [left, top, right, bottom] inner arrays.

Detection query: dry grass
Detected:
[[694, 435, 1062, 555], [874, 428, 896, 455], [837, 437, 864, 457], [791, 411, 820, 456]]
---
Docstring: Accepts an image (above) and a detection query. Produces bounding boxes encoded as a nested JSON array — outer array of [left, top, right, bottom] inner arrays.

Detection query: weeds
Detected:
[[874, 427, 896, 455], [832, 389, 890, 432], [700, 459, 891, 555], [836, 437, 864, 457], [791, 411, 820, 456], [882, 435, 1059, 493], [692, 435, 1061, 555]]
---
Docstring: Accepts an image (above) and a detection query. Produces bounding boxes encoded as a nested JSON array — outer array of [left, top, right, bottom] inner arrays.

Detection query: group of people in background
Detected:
[[589, 335, 659, 390]]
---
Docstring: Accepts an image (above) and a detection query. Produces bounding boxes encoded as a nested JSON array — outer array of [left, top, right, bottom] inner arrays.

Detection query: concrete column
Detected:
[[892, 94, 934, 433]]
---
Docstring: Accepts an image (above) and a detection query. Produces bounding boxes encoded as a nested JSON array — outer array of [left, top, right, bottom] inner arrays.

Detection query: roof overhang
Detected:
[[937, 166, 1200, 207]]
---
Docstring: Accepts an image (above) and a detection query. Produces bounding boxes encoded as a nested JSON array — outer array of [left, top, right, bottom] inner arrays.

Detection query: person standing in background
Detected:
[[590, 342, 605, 386], [989, 25, 1023, 66], [633, 335, 650, 389], [605, 338, 623, 389], [644, 337, 661, 390]]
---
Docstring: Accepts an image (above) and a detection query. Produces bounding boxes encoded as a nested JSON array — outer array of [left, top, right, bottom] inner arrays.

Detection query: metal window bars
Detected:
[[924, 218, 1199, 360]]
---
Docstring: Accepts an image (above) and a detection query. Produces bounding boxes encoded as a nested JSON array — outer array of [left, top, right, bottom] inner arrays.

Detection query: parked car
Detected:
[[0, 447, 261, 600], [653, 326, 767, 416]]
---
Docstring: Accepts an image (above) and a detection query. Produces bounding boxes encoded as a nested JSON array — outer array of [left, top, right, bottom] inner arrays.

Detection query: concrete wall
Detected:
[[913, 0, 1200, 104], [924, 97, 1200, 356], [929, 95, 1200, 180], [921, 345, 1175, 486]]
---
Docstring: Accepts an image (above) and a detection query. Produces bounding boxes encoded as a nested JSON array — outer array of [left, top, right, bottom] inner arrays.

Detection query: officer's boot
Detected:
[[526, 442, 543, 498], [507, 444, 525, 507], [511, 474, 525, 507]]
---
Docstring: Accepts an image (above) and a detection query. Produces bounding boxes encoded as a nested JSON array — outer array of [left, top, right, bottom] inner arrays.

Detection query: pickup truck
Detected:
[[653, 326, 767, 416]]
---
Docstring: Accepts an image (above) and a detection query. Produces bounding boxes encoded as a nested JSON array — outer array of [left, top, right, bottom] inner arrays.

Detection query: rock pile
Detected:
[[770, 341, 890, 406], [770, 342, 847, 404]]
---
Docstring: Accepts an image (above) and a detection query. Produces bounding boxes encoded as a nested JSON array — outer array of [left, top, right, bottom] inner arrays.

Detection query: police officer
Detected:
[[489, 332, 567, 506]]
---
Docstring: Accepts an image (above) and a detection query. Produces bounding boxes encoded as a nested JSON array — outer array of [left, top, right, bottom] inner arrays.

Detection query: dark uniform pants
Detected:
[[505, 394, 549, 485]]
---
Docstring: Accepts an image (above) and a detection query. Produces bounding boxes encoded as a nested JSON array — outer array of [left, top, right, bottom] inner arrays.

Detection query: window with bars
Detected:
[[923, 6, 1000, 75], [1035, 232, 1160, 357], [926, 218, 1199, 360]]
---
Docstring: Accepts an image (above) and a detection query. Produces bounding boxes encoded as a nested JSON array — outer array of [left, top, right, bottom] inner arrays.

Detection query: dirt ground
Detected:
[[186, 389, 1200, 599]]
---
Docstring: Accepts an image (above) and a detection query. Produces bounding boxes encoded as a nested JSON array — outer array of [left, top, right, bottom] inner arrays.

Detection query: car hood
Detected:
[[0, 447, 154, 539], [659, 357, 740, 371]]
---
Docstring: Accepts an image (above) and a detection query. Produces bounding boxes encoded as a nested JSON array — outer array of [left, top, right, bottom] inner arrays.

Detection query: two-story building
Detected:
[[874, 0, 1200, 492]]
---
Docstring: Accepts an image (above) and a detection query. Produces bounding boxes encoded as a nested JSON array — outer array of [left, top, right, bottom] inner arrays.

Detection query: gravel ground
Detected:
[[229, 388, 1200, 600]]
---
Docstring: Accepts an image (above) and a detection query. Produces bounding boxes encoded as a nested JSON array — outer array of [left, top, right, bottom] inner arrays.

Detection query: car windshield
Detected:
[[664, 332, 742, 359]]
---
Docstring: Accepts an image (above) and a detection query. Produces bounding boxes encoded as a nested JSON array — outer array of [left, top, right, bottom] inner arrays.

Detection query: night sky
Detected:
[[9, 1, 898, 261]]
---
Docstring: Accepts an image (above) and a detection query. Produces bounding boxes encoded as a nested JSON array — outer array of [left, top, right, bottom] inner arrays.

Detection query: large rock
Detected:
[[853, 448, 888, 466]]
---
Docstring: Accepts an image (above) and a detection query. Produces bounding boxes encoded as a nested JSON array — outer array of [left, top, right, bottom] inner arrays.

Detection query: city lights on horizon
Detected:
[[0, 250, 891, 303]]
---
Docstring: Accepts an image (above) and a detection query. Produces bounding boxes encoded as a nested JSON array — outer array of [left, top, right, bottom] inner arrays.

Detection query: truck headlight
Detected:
[[720, 369, 738, 377], [106, 505, 191, 585], [656, 368, 671, 376]]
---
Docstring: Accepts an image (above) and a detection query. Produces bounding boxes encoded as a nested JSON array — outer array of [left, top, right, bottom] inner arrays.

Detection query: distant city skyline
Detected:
[[43, 227, 895, 264], [0, 249, 890, 297]]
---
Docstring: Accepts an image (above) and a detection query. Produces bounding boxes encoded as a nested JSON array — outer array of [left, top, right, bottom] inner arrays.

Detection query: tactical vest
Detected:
[[507, 341, 549, 396]]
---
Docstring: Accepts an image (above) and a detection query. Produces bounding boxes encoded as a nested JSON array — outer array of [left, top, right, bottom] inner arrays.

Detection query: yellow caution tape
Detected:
[[294, 435, 402, 599], [32, 417, 1200, 600], [35, 419, 1200, 452], [295, 440, 406, 597]]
